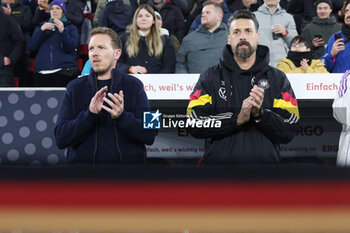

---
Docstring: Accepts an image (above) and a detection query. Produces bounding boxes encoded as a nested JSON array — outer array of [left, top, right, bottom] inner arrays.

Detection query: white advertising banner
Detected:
[[135, 73, 343, 100]]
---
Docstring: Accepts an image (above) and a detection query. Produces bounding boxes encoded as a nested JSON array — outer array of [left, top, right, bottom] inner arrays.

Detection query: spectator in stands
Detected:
[[287, 0, 343, 34], [32, 0, 50, 27], [176, 0, 227, 73], [0, 2, 25, 86], [332, 70, 350, 166], [118, 4, 175, 74], [65, 0, 85, 34], [301, 0, 341, 59], [98, 0, 138, 37], [153, 0, 186, 43], [28, 0, 79, 87], [321, 0, 350, 73], [2, 0, 32, 35], [55, 27, 155, 164], [254, 0, 297, 67], [187, 10, 299, 165], [277, 35, 328, 73], [187, 0, 231, 33], [2, 0, 32, 86], [226, 0, 262, 14]]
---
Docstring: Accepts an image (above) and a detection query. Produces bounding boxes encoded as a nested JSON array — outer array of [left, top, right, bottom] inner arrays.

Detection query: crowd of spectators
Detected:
[[1, 0, 350, 87]]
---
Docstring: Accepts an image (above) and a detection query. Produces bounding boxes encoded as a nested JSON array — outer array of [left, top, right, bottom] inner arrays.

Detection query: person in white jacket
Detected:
[[254, 0, 297, 67], [333, 70, 350, 166]]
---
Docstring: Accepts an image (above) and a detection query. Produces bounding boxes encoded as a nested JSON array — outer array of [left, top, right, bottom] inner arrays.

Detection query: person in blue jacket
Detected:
[[28, 0, 79, 87], [55, 27, 156, 164], [321, 0, 350, 73]]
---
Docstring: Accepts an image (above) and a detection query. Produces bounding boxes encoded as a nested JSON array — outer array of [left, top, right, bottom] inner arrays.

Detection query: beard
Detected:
[[233, 41, 255, 59]]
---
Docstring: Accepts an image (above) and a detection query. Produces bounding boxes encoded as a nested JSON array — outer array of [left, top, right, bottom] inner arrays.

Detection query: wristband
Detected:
[[129, 66, 133, 74], [284, 29, 288, 37]]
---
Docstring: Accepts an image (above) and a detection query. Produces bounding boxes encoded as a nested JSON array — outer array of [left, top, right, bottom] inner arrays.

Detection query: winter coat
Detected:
[[119, 34, 176, 73], [28, 19, 79, 72], [66, 0, 85, 31], [254, 4, 298, 67], [176, 23, 227, 73], [277, 57, 328, 73], [186, 44, 299, 164], [157, 2, 186, 43], [9, 1, 32, 34], [98, 0, 138, 36], [301, 16, 341, 59], [54, 68, 155, 164], [0, 11, 25, 66]]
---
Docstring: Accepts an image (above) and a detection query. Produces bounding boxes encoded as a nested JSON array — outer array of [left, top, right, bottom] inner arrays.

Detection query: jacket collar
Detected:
[[259, 3, 284, 15], [88, 67, 123, 93], [197, 23, 227, 34]]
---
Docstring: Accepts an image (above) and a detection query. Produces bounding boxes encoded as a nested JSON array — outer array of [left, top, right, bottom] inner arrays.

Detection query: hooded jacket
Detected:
[[186, 45, 299, 165], [54, 68, 156, 164], [277, 57, 328, 73], [28, 19, 78, 72], [301, 16, 341, 59], [176, 23, 227, 73], [254, 4, 297, 67]]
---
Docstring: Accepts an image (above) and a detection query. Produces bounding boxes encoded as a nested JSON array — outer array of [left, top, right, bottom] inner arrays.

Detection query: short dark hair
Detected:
[[291, 35, 311, 48], [202, 0, 224, 15], [89, 27, 122, 50], [343, 0, 350, 14], [227, 9, 259, 31]]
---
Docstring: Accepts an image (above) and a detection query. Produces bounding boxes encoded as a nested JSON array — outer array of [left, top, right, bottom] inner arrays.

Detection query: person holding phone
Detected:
[[301, 0, 341, 59], [28, 0, 79, 87], [321, 0, 350, 73]]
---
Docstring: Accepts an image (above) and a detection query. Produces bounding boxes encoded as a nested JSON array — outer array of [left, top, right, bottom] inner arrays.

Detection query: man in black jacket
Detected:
[[0, 3, 25, 86], [187, 9, 299, 165]]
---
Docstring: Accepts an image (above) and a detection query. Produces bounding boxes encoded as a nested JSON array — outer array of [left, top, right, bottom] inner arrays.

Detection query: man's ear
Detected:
[[257, 32, 260, 43], [227, 35, 231, 45], [114, 49, 122, 61]]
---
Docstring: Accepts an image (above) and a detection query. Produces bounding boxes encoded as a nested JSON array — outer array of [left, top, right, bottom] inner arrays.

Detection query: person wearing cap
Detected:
[[28, 0, 79, 87], [321, 0, 350, 73], [286, 0, 343, 33], [301, 0, 341, 59]]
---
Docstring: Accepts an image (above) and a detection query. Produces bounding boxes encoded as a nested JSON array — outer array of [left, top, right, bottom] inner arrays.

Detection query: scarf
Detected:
[[49, 15, 67, 24], [287, 51, 312, 67]]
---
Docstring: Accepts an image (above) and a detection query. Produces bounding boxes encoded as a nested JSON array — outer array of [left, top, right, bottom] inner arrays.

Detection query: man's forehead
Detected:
[[230, 19, 255, 30], [89, 34, 111, 46]]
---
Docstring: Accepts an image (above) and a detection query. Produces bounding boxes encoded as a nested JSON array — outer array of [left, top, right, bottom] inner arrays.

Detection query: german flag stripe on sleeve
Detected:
[[187, 89, 212, 116], [273, 92, 300, 119]]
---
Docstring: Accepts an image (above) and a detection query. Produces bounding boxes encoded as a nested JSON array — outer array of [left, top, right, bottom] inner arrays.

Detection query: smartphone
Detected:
[[314, 34, 322, 39], [334, 33, 342, 41]]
